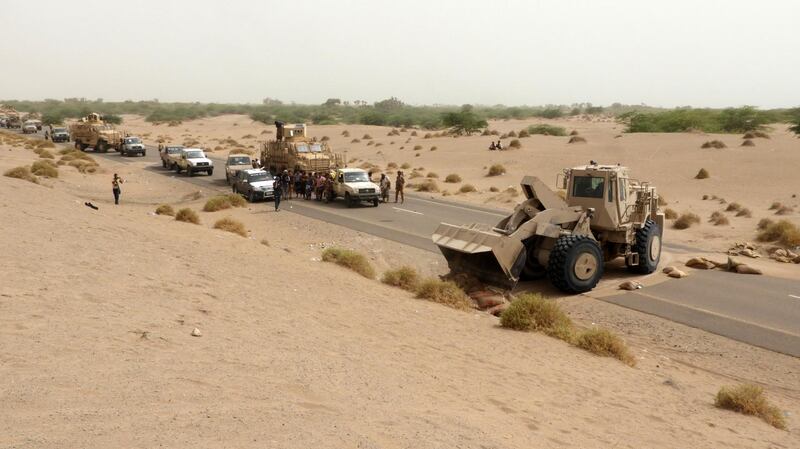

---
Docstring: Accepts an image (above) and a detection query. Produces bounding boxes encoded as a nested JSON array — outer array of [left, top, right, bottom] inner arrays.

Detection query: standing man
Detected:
[[112, 173, 124, 205], [395, 171, 405, 204], [273, 176, 283, 211], [379, 173, 391, 203]]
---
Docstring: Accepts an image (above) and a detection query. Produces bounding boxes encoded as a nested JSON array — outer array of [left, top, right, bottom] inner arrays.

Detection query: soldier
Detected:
[[395, 171, 405, 204], [272, 176, 283, 211], [379, 173, 391, 203], [496, 140, 503, 151], [112, 173, 124, 205], [489, 141, 496, 151]]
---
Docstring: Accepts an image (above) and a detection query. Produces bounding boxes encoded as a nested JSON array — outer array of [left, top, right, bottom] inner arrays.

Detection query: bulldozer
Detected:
[[433, 163, 665, 293], [69, 113, 123, 152], [260, 121, 343, 173]]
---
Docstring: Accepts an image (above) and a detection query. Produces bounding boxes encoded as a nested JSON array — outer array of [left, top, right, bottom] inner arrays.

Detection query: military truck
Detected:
[[0, 106, 21, 128], [260, 121, 343, 173], [433, 163, 664, 293], [225, 153, 253, 184], [160, 145, 184, 169], [22, 120, 38, 134], [69, 113, 123, 152]]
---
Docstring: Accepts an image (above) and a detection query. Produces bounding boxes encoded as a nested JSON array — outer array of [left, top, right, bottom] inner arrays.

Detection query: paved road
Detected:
[[23, 130, 800, 357]]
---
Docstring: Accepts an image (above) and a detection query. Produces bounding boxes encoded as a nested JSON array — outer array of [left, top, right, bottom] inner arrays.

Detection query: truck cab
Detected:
[[329, 168, 381, 207], [225, 153, 253, 184], [160, 145, 184, 169], [120, 136, 146, 157], [175, 148, 213, 176]]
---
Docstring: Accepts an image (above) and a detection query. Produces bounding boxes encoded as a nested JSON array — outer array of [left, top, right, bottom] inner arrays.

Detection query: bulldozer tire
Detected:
[[547, 235, 604, 294], [629, 219, 661, 274]]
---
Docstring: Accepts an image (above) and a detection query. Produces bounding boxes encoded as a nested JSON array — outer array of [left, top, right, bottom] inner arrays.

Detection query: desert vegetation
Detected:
[[459, 184, 477, 193], [487, 164, 506, 177], [664, 208, 678, 219], [30, 160, 58, 178], [568, 136, 587, 144], [621, 106, 783, 133], [381, 266, 420, 291], [155, 204, 175, 216], [695, 168, 710, 179], [715, 384, 786, 429], [203, 194, 247, 212], [757, 219, 800, 246], [415, 279, 473, 310], [175, 208, 200, 224], [213, 217, 248, 237], [527, 124, 567, 136], [673, 212, 701, 230], [508, 139, 522, 149], [575, 328, 636, 366], [701, 140, 727, 149], [444, 173, 462, 183], [4, 166, 39, 184], [321, 248, 376, 279]]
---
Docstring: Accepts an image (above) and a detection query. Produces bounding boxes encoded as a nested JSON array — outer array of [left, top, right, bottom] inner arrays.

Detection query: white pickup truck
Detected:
[[175, 148, 214, 176], [328, 168, 381, 207]]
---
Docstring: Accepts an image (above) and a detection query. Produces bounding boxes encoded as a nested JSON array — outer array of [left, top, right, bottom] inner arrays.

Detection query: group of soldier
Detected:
[[270, 168, 406, 211]]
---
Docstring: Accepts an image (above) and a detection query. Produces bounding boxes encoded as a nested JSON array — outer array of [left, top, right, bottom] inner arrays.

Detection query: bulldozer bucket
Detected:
[[432, 222, 527, 289]]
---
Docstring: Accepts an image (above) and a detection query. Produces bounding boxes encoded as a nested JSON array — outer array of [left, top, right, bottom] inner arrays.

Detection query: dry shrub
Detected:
[[415, 179, 439, 192], [500, 293, 574, 342], [715, 384, 786, 430], [411, 131, 418, 136], [743, 132, 755, 139], [203, 194, 246, 212], [320, 136, 330, 142], [413, 145, 423, 151], [736, 208, 752, 218], [409, 171, 422, 179], [487, 164, 506, 176], [175, 208, 200, 224], [415, 279, 473, 310], [518, 129, 530, 138], [241, 134, 256, 139], [575, 328, 636, 366], [710, 212, 730, 226], [444, 173, 462, 183], [387, 162, 398, 169], [702, 194, 710, 200], [695, 168, 710, 179], [260, 238, 270, 246], [769, 201, 782, 210], [741, 139, 755, 147], [68, 160, 99, 173], [426, 172, 439, 178], [155, 204, 175, 216], [505, 187, 519, 196], [569, 130, 579, 136], [341, 130, 350, 137], [31, 160, 58, 178], [499, 133, 508, 139], [757, 219, 800, 246], [701, 140, 726, 149], [664, 208, 678, 219], [430, 146, 437, 151], [489, 186, 500, 193], [351, 138, 361, 144], [38, 149, 55, 159], [321, 247, 375, 279], [381, 266, 420, 291], [459, 184, 477, 193], [4, 166, 38, 184], [213, 217, 248, 237], [775, 205, 794, 215], [441, 190, 451, 196], [568, 136, 587, 144], [657, 195, 668, 206], [183, 191, 202, 201], [366, 141, 374, 146], [400, 163, 411, 169], [362, 133, 372, 140], [509, 139, 522, 148], [674, 212, 701, 230], [725, 202, 742, 212], [753, 131, 770, 139]]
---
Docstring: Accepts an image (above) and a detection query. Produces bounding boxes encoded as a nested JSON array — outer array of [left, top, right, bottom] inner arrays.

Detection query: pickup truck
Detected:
[[225, 153, 253, 184], [49, 127, 70, 143], [22, 121, 38, 134], [327, 168, 380, 207], [120, 136, 146, 157], [232, 168, 275, 202], [160, 145, 184, 169], [175, 148, 214, 176]]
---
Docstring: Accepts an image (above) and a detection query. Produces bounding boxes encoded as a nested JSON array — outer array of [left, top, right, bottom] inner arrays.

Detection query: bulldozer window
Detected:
[[572, 176, 605, 199]]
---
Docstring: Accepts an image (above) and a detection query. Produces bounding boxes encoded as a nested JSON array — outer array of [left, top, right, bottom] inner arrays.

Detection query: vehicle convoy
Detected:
[[232, 168, 275, 202], [260, 121, 344, 173], [159, 145, 184, 168], [0, 105, 21, 128], [22, 120, 38, 134], [326, 168, 381, 207], [432, 163, 664, 293], [175, 148, 213, 176], [69, 113, 123, 152], [225, 153, 253, 184], [49, 127, 70, 143], [119, 136, 146, 157]]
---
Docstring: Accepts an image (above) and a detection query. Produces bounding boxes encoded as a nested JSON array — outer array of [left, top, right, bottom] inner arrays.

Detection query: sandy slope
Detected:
[[1, 132, 799, 447]]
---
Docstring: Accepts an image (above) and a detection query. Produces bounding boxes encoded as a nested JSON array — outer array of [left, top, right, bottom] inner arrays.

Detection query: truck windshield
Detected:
[[228, 156, 251, 165], [53, 128, 66, 133], [125, 138, 141, 144], [248, 173, 270, 182], [185, 151, 204, 158], [310, 144, 322, 153], [295, 144, 309, 153], [167, 146, 183, 153], [344, 172, 369, 183], [572, 176, 605, 198]]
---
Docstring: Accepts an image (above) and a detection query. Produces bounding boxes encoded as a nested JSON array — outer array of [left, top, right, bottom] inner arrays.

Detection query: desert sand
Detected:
[[1, 124, 799, 448]]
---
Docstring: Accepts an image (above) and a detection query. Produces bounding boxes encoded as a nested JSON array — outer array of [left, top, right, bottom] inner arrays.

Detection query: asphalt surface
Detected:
[[20, 129, 800, 357]]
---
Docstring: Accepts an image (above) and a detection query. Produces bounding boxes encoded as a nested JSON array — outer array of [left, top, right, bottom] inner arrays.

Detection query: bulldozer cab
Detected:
[[563, 164, 634, 231]]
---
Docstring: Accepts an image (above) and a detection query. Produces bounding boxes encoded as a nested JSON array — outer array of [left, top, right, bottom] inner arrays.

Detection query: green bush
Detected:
[[500, 293, 574, 342], [321, 247, 376, 279], [527, 124, 567, 136], [623, 107, 777, 133]]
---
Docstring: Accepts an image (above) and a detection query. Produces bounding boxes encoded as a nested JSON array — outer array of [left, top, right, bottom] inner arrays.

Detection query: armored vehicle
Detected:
[[260, 121, 343, 173], [69, 113, 123, 152]]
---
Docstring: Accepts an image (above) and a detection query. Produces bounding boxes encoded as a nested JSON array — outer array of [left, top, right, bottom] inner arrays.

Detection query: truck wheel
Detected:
[[248, 191, 255, 202], [345, 193, 353, 208], [162, 159, 167, 168], [547, 235, 604, 294], [629, 219, 661, 274], [187, 169, 194, 177], [174, 164, 181, 173], [521, 238, 546, 280], [207, 169, 213, 176], [372, 198, 379, 207], [142, 151, 146, 157]]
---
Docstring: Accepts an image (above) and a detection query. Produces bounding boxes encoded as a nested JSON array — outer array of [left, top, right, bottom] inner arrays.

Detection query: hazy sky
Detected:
[[1, 0, 797, 108]]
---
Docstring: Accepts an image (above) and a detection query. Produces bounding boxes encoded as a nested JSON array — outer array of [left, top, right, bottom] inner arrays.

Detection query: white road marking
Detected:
[[789, 294, 800, 300], [393, 207, 423, 215]]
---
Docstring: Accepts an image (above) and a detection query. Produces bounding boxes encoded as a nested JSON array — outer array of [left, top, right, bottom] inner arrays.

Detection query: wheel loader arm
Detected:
[[520, 176, 568, 210]]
